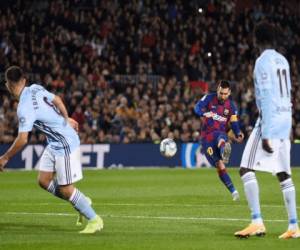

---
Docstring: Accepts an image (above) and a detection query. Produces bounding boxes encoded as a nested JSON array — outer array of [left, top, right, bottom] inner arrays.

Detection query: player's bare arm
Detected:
[[0, 132, 29, 171], [52, 95, 79, 132]]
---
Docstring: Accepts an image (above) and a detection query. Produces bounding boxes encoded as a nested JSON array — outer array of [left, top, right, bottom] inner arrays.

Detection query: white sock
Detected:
[[242, 172, 263, 224], [280, 178, 299, 231], [46, 179, 65, 200], [69, 188, 97, 220]]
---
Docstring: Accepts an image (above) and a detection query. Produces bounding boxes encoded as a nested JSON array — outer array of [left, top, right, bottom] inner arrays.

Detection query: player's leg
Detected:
[[215, 160, 239, 201], [217, 137, 231, 164], [38, 148, 65, 200], [235, 125, 265, 238], [58, 184, 103, 233], [234, 167, 265, 238], [214, 133, 238, 200], [38, 171, 65, 198], [239, 167, 263, 224], [55, 147, 103, 234], [277, 140, 300, 239], [277, 172, 300, 239], [202, 138, 238, 200]]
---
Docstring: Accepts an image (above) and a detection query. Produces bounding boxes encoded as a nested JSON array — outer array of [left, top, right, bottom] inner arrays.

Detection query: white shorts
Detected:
[[240, 124, 291, 175], [38, 146, 83, 185]]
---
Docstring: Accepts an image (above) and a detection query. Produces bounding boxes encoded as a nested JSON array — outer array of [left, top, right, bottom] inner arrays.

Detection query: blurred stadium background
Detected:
[[1, 1, 300, 250], [1, 0, 300, 168]]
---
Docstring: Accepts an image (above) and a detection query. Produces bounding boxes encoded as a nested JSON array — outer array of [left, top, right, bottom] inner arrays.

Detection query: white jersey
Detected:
[[17, 84, 80, 156], [253, 49, 292, 139]]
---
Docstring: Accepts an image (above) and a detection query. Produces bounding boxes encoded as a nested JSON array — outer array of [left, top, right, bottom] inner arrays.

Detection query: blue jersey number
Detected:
[[43, 97, 61, 115]]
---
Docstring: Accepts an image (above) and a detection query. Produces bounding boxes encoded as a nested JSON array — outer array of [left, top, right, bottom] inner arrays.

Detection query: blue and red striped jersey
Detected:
[[194, 93, 241, 142]]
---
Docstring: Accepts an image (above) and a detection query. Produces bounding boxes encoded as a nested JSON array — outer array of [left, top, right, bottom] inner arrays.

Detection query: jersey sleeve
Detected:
[[229, 100, 241, 136], [17, 106, 36, 132], [254, 60, 273, 138], [194, 94, 213, 116]]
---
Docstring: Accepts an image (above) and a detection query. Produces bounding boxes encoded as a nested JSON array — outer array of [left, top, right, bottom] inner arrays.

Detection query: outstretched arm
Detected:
[[0, 132, 29, 171]]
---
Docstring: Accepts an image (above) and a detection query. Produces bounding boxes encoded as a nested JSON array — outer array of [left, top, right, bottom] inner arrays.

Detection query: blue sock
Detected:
[[47, 179, 65, 200], [69, 189, 97, 220], [218, 169, 236, 193]]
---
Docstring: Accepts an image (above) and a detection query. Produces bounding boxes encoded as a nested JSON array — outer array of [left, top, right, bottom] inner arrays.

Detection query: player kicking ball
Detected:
[[0, 66, 103, 234], [194, 80, 244, 201]]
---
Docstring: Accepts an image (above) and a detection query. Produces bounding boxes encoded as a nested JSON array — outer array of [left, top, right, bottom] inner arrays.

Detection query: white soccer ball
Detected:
[[160, 138, 177, 158]]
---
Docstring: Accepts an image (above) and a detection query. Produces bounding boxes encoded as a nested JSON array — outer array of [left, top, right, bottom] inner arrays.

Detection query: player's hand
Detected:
[[235, 132, 244, 143], [0, 156, 9, 172], [68, 118, 79, 133], [262, 139, 274, 153]]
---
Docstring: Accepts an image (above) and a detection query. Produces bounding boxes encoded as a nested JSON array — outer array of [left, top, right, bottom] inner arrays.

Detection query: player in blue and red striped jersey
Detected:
[[194, 80, 244, 201]]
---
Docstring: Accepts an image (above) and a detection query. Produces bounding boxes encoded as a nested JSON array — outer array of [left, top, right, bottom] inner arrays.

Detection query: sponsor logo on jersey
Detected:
[[211, 113, 227, 122], [276, 106, 291, 112]]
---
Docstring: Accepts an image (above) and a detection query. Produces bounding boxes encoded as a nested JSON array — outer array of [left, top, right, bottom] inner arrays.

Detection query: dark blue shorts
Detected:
[[201, 132, 228, 166]]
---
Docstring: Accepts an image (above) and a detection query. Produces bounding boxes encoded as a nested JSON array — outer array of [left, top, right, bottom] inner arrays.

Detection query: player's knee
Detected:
[[239, 167, 254, 177], [38, 171, 54, 190], [58, 185, 74, 199], [276, 172, 290, 182], [216, 161, 226, 171], [38, 178, 50, 190]]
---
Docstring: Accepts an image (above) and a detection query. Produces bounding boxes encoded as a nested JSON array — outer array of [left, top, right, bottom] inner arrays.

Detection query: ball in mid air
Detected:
[[160, 138, 177, 158]]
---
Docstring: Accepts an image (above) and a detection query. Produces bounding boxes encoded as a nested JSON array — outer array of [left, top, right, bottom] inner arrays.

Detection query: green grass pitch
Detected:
[[0, 168, 300, 250]]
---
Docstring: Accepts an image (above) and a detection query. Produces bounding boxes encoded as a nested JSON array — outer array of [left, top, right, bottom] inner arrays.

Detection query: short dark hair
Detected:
[[254, 21, 276, 46], [5, 66, 24, 84], [218, 80, 231, 89]]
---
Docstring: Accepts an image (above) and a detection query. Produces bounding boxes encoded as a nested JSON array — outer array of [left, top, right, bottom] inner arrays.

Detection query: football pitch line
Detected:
[[4, 211, 288, 223], [7, 202, 299, 209]]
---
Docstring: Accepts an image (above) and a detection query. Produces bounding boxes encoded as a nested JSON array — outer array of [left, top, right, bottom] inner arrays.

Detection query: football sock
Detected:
[[69, 188, 97, 220], [218, 168, 236, 193], [241, 172, 263, 224], [280, 178, 299, 231], [46, 178, 65, 200]]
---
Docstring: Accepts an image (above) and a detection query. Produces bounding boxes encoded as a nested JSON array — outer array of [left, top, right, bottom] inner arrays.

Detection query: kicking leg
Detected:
[[218, 138, 231, 164]]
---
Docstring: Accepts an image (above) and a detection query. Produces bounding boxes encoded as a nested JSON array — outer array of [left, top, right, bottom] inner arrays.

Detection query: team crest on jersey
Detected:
[[223, 109, 229, 116], [19, 117, 26, 125]]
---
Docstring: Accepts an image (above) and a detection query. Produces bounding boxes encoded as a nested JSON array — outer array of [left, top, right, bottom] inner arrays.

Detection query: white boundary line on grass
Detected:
[[4, 211, 287, 223], [6, 202, 299, 209]]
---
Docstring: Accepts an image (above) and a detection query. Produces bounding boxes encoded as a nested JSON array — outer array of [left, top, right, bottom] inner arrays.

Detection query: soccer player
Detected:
[[0, 66, 103, 234], [194, 80, 244, 201], [234, 21, 300, 239]]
